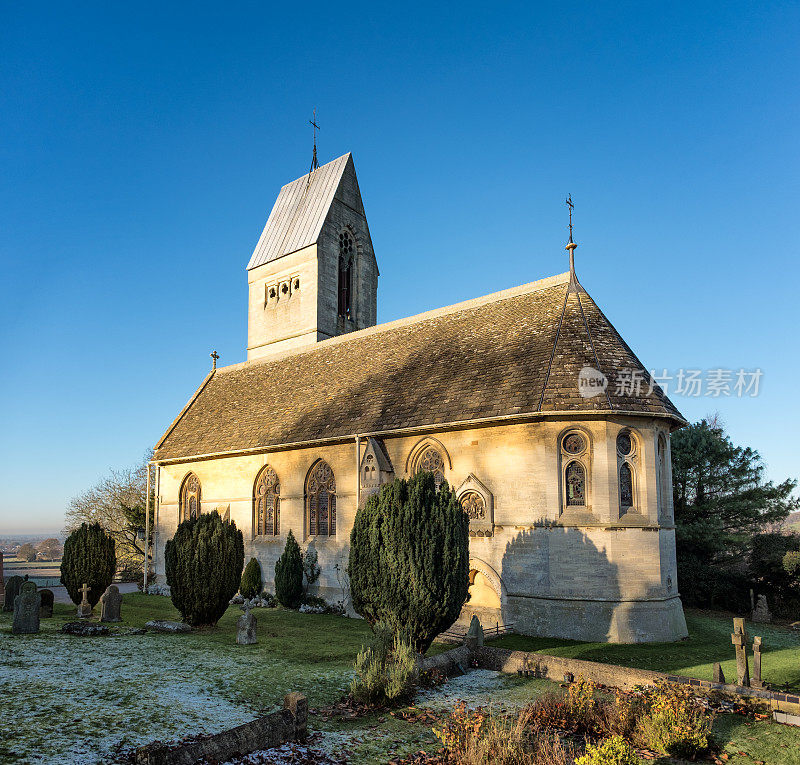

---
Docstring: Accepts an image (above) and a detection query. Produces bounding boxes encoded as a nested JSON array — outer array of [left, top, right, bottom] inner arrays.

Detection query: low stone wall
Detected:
[[421, 645, 471, 676], [135, 692, 307, 765], [475, 646, 800, 715]]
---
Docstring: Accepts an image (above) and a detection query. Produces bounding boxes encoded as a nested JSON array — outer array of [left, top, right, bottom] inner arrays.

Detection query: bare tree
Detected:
[[63, 451, 154, 570]]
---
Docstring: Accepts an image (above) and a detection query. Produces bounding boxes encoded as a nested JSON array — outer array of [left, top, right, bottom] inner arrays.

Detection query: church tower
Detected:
[[246, 153, 378, 360]]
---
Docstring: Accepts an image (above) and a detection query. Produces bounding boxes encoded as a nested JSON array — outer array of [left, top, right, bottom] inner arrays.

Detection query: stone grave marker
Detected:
[[12, 581, 41, 634], [3, 575, 24, 613], [237, 605, 258, 644], [464, 614, 484, 650], [100, 585, 123, 623], [731, 617, 750, 687], [752, 594, 772, 623], [77, 583, 92, 618], [712, 662, 725, 684], [39, 588, 54, 618], [0, 551, 4, 608], [752, 636, 764, 688]]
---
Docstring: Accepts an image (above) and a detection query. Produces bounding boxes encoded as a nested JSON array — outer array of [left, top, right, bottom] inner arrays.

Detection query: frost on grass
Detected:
[[0, 631, 346, 765], [417, 668, 544, 713]]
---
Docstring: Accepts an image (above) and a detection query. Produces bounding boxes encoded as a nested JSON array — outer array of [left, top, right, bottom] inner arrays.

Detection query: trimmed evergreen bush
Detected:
[[349, 471, 470, 653], [240, 557, 263, 599], [165, 511, 244, 627], [275, 530, 303, 608], [60, 522, 116, 608], [3, 575, 24, 612]]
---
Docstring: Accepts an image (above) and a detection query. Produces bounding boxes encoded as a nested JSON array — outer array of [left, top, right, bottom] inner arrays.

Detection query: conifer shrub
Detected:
[[349, 471, 470, 652], [60, 522, 116, 608], [275, 530, 303, 608], [164, 511, 244, 627], [240, 557, 263, 599], [3, 575, 25, 612]]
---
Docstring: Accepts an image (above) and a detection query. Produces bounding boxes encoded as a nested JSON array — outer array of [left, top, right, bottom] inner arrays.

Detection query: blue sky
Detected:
[[1, 2, 798, 533]]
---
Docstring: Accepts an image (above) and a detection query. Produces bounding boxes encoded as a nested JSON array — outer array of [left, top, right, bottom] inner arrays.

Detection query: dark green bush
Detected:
[[349, 471, 470, 653], [240, 557, 263, 599], [3, 575, 24, 612], [61, 523, 116, 608], [275, 530, 303, 608], [165, 511, 244, 627]]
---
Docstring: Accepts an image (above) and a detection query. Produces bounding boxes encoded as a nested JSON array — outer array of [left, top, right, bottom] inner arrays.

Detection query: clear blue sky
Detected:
[[1, 2, 798, 533]]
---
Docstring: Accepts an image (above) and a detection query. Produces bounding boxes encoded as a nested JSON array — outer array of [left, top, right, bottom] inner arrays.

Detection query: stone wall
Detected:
[[135, 692, 307, 765], [153, 415, 686, 643]]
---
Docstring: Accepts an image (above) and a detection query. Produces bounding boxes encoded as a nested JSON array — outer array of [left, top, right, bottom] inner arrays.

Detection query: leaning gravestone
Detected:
[[3, 575, 24, 613], [39, 588, 54, 618], [0, 551, 5, 608], [77, 583, 92, 619], [712, 662, 726, 684], [751, 636, 764, 688], [237, 606, 257, 645], [752, 594, 772, 623], [100, 585, 123, 623], [13, 581, 41, 634]]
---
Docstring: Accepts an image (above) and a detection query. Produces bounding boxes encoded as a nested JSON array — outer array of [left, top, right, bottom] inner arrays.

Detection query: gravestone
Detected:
[[62, 622, 110, 636], [0, 551, 4, 608], [752, 594, 772, 623], [12, 581, 41, 634], [77, 583, 92, 618], [100, 585, 123, 623], [237, 606, 257, 645], [731, 617, 750, 687], [3, 575, 24, 613], [464, 614, 484, 651], [712, 662, 725, 684], [751, 636, 764, 688], [145, 620, 192, 633], [39, 588, 54, 618]]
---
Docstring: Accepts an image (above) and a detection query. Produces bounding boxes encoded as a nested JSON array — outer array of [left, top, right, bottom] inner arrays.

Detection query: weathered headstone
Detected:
[[731, 617, 750, 687], [237, 606, 257, 645], [712, 662, 726, 684], [464, 614, 484, 651], [752, 594, 772, 623], [62, 622, 110, 636], [39, 588, 54, 618], [751, 636, 764, 688], [12, 581, 41, 634], [100, 585, 123, 623], [0, 551, 5, 608], [3, 575, 24, 613], [77, 583, 92, 618]]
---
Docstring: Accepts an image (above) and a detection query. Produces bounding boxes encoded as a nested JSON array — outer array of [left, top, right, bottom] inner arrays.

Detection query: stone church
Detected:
[[152, 153, 688, 643]]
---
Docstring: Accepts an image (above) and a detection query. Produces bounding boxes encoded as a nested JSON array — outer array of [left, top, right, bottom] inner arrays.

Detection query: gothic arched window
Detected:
[[307, 460, 336, 537], [560, 431, 589, 510], [565, 462, 586, 506], [254, 466, 280, 536], [619, 462, 634, 512], [179, 473, 201, 522], [338, 230, 354, 320], [417, 446, 445, 490]]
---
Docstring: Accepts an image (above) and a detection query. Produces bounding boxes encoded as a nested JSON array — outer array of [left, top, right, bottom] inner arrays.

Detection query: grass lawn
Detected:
[[490, 608, 800, 692], [2, 597, 800, 764]]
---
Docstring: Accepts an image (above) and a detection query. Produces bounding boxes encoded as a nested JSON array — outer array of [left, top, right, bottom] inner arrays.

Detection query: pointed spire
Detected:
[[565, 194, 578, 284]]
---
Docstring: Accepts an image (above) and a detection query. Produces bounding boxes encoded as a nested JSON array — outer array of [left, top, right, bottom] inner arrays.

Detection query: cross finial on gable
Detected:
[[308, 109, 320, 176], [565, 194, 578, 281], [210, 350, 219, 370]]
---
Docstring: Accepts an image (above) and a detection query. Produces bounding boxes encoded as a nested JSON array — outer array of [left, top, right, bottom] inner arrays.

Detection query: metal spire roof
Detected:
[[246, 153, 353, 270]]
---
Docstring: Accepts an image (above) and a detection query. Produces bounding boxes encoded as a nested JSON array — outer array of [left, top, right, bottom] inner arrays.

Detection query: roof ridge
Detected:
[[220, 272, 572, 374]]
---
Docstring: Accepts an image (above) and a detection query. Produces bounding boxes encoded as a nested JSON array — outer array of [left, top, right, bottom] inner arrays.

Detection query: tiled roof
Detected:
[[247, 153, 352, 270], [154, 274, 684, 461]]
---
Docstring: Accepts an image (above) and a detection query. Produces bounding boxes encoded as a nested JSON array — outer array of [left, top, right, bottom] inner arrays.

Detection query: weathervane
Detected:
[[210, 350, 219, 371], [565, 194, 578, 280], [308, 109, 320, 175]]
